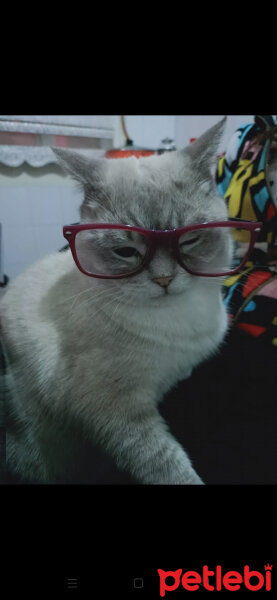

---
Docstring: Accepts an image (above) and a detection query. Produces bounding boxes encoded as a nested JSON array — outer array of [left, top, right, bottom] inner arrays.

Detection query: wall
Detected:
[[125, 116, 175, 148], [0, 115, 256, 281], [125, 115, 255, 151], [174, 115, 254, 152], [0, 163, 82, 280]]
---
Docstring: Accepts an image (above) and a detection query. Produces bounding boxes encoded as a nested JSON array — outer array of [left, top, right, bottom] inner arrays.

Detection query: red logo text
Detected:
[[157, 564, 273, 595]]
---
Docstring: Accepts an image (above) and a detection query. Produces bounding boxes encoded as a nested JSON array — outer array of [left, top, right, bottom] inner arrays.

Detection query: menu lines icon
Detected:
[[67, 578, 78, 589]]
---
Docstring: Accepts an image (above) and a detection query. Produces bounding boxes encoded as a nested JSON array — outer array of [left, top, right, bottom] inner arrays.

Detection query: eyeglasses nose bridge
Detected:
[[151, 229, 178, 248]]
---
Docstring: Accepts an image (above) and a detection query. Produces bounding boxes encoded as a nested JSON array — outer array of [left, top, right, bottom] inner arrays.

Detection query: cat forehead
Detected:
[[104, 151, 190, 186], [103, 152, 203, 211], [100, 153, 224, 227]]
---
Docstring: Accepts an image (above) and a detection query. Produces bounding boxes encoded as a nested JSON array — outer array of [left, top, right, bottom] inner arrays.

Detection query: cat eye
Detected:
[[63, 220, 263, 279], [179, 235, 199, 247], [113, 247, 140, 258]]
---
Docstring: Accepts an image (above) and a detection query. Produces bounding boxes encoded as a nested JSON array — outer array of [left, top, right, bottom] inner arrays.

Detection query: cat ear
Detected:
[[52, 147, 101, 186], [184, 116, 227, 178], [52, 147, 110, 218]]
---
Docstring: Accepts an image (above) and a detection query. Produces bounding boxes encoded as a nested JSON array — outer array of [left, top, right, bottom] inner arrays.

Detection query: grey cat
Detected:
[[0, 117, 231, 484]]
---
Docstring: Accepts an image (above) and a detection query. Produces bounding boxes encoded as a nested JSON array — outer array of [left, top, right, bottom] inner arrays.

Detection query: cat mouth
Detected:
[[153, 287, 183, 299]]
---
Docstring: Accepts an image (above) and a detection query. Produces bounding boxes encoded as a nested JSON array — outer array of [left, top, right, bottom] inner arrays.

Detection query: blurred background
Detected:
[[0, 115, 255, 284]]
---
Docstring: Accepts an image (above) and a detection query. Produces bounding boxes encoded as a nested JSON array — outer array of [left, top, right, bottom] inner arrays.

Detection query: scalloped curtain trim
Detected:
[[0, 146, 106, 167]]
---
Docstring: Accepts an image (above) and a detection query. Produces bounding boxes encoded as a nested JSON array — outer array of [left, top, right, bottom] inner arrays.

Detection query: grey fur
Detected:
[[0, 118, 230, 484]]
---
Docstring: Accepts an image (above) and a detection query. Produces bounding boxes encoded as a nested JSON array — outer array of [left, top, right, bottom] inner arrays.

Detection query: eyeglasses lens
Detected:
[[75, 228, 148, 276], [178, 226, 252, 275]]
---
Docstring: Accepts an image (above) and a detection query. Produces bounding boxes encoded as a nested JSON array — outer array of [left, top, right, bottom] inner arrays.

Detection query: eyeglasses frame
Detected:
[[63, 220, 263, 279]]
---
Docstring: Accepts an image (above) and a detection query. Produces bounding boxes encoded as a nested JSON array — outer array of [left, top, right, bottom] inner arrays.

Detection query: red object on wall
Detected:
[[105, 148, 155, 159], [190, 138, 197, 144]]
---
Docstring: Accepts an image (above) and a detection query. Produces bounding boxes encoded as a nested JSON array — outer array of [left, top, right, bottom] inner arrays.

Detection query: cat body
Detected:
[[0, 118, 230, 484]]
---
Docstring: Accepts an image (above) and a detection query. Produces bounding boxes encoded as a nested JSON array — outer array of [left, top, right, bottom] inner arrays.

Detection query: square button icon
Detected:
[[134, 578, 144, 589]]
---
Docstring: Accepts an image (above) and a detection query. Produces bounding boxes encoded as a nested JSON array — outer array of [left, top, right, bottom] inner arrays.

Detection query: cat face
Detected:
[[54, 118, 231, 305]]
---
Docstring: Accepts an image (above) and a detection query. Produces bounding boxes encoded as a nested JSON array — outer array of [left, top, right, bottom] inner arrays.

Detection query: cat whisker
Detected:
[[63, 286, 94, 304], [68, 287, 96, 311], [49, 288, 119, 327], [68, 290, 118, 315], [101, 300, 123, 333], [68, 284, 115, 311], [86, 294, 122, 322]]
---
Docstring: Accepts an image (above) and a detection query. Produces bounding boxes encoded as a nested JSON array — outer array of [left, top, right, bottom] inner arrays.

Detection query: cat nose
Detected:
[[153, 276, 173, 288]]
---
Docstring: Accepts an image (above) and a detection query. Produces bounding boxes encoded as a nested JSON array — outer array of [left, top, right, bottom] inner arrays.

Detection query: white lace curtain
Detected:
[[0, 115, 116, 167]]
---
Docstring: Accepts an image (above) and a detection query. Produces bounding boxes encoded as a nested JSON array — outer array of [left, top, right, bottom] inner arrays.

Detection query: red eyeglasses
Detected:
[[63, 220, 263, 279]]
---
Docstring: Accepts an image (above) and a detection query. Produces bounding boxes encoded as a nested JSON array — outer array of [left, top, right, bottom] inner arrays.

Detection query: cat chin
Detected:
[[153, 291, 186, 304], [140, 289, 188, 307], [122, 286, 186, 301], [151, 288, 184, 299]]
